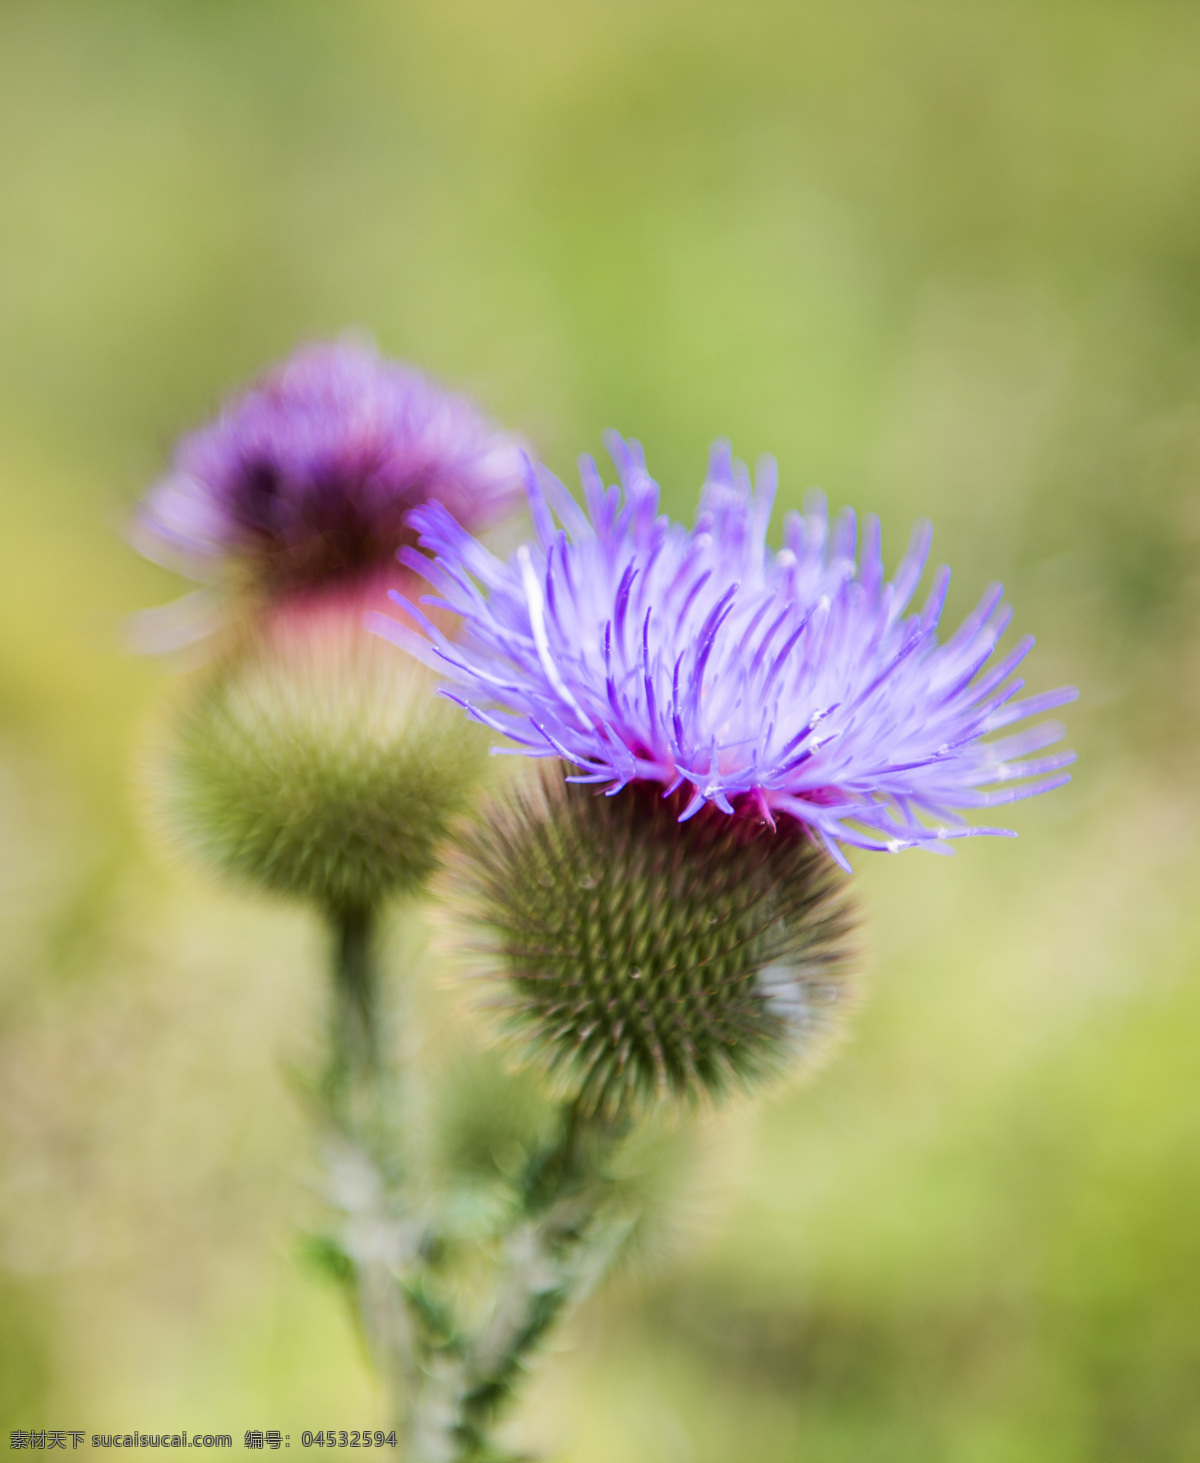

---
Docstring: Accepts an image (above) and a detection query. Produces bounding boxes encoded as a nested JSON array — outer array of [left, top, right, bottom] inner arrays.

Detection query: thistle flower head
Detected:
[[146, 589, 489, 915], [133, 339, 525, 602], [381, 435, 1076, 868], [451, 769, 854, 1114]]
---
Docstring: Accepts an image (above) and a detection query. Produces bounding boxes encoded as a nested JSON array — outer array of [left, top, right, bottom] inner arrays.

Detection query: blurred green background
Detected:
[[2, 0, 1199, 1456]]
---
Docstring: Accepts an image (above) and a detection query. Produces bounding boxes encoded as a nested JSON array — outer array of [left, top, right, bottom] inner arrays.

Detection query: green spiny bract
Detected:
[[450, 769, 857, 1114], [148, 607, 488, 916]]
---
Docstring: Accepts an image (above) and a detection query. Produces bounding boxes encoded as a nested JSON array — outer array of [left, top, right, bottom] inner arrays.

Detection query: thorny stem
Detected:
[[323, 905, 422, 1430], [414, 1105, 633, 1462], [321, 915, 633, 1462]]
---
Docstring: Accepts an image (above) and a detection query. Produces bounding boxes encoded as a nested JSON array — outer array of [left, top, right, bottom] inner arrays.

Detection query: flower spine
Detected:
[[147, 599, 488, 915], [377, 434, 1075, 1105], [135, 344, 520, 910], [451, 769, 854, 1113]]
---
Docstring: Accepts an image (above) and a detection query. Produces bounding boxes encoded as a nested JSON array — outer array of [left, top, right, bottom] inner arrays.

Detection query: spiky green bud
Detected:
[[146, 602, 488, 915], [448, 770, 857, 1114]]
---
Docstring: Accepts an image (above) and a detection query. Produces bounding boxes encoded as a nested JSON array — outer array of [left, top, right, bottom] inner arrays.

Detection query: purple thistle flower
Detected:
[[377, 435, 1076, 869], [133, 339, 526, 599]]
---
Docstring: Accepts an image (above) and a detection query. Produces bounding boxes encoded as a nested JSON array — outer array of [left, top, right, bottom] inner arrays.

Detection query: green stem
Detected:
[[323, 904, 422, 1430], [330, 904, 380, 1095], [319, 916, 632, 1461], [439, 1105, 633, 1461]]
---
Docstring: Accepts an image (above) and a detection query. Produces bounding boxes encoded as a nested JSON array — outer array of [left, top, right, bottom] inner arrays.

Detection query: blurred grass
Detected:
[[1, 0, 1199, 1456]]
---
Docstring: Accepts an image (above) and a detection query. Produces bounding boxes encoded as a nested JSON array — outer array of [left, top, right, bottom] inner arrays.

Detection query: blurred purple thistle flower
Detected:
[[133, 339, 526, 602], [377, 435, 1076, 868]]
